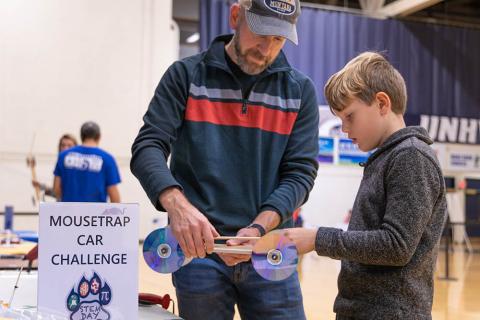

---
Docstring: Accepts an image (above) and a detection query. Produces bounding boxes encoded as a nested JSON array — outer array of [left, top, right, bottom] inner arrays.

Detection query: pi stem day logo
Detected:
[[67, 272, 112, 320]]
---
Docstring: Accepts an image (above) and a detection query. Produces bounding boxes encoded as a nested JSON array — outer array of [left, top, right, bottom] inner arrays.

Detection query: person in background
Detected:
[[53, 121, 121, 202], [31, 133, 78, 198]]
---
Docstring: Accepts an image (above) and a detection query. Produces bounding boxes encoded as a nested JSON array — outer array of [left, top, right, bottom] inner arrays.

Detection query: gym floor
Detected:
[[139, 240, 480, 320]]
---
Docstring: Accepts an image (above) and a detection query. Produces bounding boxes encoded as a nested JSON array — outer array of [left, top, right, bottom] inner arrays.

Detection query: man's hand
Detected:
[[282, 228, 318, 255], [160, 187, 219, 259], [217, 210, 281, 266], [217, 227, 260, 266]]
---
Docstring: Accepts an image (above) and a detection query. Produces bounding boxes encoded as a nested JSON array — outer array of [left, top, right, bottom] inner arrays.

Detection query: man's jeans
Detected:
[[172, 257, 305, 320]]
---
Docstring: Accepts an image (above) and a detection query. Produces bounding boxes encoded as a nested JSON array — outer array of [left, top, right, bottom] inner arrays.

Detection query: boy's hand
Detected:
[[283, 228, 318, 255]]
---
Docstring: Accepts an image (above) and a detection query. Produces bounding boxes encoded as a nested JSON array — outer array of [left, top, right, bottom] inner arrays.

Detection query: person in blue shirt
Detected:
[[54, 121, 121, 202]]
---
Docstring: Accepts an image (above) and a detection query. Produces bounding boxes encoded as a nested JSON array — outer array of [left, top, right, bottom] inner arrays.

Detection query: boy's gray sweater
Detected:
[[315, 126, 447, 320]]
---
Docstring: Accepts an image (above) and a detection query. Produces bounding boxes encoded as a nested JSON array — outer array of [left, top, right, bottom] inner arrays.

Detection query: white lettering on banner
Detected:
[[420, 115, 439, 140], [438, 117, 459, 142], [420, 115, 480, 144], [458, 118, 478, 144], [64, 152, 103, 172]]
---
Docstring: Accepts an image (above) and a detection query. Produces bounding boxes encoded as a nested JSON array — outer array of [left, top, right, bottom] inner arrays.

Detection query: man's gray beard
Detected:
[[232, 32, 271, 75]]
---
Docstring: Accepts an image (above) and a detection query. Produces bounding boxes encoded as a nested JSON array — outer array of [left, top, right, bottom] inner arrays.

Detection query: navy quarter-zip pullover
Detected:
[[131, 34, 319, 235]]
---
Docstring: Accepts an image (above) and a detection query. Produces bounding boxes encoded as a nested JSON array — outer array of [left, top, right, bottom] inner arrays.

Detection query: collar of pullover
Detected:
[[363, 126, 433, 167]]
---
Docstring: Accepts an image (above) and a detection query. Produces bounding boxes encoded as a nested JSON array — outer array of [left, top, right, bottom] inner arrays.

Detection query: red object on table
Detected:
[[23, 245, 38, 262], [138, 293, 171, 310]]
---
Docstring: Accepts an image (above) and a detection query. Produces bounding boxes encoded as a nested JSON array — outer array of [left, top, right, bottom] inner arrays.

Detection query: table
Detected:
[[0, 242, 37, 270], [0, 271, 182, 319]]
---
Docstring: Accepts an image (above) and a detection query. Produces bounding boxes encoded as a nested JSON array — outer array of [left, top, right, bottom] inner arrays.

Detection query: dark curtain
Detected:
[[199, 0, 480, 119]]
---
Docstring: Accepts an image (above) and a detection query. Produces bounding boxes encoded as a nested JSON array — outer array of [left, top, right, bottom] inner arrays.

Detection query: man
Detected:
[[54, 121, 121, 203], [131, 0, 318, 318]]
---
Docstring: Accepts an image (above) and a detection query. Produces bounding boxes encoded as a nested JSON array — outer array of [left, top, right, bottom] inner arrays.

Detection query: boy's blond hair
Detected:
[[324, 52, 407, 115]]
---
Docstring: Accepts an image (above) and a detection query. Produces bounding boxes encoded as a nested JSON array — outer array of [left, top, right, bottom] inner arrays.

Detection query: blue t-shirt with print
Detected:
[[54, 145, 121, 202]]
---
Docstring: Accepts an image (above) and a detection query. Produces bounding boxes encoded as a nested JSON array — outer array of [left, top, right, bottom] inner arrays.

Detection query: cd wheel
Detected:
[[251, 230, 298, 281], [142, 227, 186, 273]]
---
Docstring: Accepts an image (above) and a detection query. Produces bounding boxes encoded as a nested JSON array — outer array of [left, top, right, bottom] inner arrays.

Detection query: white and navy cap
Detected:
[[239, 0, 301, 45]]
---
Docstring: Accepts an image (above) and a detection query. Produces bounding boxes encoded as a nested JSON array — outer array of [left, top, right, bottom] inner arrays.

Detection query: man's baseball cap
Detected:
[[240, 0, 301, 45]]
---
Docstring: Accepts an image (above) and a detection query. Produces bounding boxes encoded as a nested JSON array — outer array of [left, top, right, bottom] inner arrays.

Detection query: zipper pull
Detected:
[[242, 100, 247, 114]]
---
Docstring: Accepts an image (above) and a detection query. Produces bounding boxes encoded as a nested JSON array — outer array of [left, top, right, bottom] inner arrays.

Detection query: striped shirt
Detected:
[[131, 34, 319, 235]]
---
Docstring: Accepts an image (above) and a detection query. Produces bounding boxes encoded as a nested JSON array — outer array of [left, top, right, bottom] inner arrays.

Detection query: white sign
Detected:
[[38, 203, 139, 320], [448, 152, 480, 171]]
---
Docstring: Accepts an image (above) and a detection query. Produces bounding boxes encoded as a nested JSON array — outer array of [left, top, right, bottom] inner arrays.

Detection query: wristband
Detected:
[[246, 223, 266, 237]]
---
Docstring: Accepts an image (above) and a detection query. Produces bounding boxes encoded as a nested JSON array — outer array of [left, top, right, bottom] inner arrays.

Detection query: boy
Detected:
[[285, 52, 447, 319]]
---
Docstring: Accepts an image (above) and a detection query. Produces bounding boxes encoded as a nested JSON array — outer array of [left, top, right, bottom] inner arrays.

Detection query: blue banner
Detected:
[[338, 139, 371, 165], [201, 0, 480, 146], [318, 137, 334, 163]]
